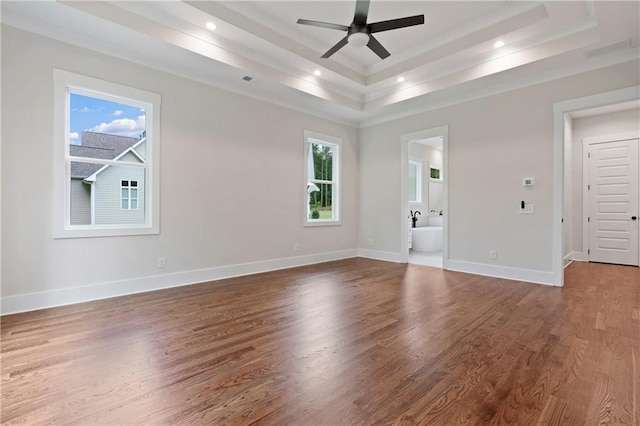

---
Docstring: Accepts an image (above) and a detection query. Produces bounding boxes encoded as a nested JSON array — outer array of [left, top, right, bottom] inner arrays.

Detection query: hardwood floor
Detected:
[[1, 259, 639, 424]]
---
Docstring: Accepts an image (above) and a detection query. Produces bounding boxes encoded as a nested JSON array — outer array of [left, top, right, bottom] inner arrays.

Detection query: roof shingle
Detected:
[[70, 131, 140, 178]]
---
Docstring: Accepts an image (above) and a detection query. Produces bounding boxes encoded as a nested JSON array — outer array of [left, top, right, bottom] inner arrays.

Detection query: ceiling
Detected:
[[2, 1, 639, 127]]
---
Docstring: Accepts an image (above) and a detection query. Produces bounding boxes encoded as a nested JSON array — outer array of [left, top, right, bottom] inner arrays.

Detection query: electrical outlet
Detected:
[[157, 257, 166, 268], [293, 243, 299, 252], [489, 250, 497, 260]]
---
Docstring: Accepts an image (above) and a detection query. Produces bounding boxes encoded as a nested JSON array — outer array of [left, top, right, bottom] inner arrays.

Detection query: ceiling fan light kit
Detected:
[[348, 32, 370, 47], [297, 0, 425, 59]]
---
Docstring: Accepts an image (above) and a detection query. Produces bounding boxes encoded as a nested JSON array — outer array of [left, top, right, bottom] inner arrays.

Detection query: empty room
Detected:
[[1, 1, 639, 424]]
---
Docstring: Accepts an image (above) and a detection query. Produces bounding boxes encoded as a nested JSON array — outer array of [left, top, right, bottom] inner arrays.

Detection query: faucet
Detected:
[[411, 210, 421, 228], [439, 210, 443, 216]]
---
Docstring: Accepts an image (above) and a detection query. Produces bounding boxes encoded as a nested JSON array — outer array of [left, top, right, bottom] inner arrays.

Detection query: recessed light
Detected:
[[494, 40, 505, 48], [397, 76, 405, 83], [206, 21, 217, 31], [313, 70, 322, 76]]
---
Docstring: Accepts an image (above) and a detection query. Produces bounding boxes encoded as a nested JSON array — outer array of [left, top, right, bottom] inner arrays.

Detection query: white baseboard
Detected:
[[570, 252, 587, 262], [357, 249, 403, 263], [564, 253, 573, 268], [1, 249, 358, 315], [446, 259, 559, 286]]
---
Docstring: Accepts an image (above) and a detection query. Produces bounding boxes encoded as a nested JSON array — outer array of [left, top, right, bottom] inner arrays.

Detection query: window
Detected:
[[430, 166, 442, 181], [304, 131, 341, 226], [121, 180, 139, 210], [408, 160, 422, 203], [53, 70, 161, 238]]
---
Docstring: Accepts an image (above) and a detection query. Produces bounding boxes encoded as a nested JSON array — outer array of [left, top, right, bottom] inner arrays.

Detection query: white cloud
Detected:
[[69, 132, 80, 145], [113, 110, 123, 117], [89, 115, 145, 138], [72, 106, 94, 113]]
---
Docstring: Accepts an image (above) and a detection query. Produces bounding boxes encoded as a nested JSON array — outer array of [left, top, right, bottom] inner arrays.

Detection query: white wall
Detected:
[[1, 26, 359, 305], [359, 62, 639, 277], [570, 108, 640, 255]]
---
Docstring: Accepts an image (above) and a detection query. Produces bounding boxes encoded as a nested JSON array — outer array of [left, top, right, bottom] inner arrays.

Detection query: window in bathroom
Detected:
[[408, 160, 422, 203], [304, 130, 341, 226]]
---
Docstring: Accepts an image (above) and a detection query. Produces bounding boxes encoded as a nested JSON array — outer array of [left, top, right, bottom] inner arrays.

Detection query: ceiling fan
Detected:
[[297, 0, 425, 60]]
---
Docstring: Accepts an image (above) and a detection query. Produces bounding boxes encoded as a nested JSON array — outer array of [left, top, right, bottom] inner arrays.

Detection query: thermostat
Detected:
[[523, 177, 535, 187]]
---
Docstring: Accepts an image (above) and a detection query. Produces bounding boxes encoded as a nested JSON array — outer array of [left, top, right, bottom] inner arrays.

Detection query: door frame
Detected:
[[582, 132, 640, 262], [400, 126, 449, 265]]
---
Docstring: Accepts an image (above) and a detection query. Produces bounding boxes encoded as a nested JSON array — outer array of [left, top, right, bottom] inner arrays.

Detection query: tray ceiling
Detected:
[[2, 1, 638, 126]]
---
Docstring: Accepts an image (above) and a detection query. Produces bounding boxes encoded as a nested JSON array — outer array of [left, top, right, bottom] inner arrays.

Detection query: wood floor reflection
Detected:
[[2, 258, 638, 424]]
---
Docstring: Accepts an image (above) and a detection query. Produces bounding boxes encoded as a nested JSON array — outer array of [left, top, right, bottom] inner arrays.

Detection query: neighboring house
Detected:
[[70, 131, 145, 225]]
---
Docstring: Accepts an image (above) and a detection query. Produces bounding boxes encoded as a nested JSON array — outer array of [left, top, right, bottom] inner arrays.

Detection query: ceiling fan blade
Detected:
[[297, 19, 349, 32], [368, 15, 425, 33], [367, 35, 390, 59], [321, 35, 349, 58], [353, 0, 370, 26]]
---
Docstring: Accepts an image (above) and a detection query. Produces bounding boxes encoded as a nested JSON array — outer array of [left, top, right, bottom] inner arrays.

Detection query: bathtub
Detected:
[[412, 226, 443, 252]]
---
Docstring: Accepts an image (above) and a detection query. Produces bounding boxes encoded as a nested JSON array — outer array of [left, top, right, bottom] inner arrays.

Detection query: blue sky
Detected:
[[69, 93, 146, 145]]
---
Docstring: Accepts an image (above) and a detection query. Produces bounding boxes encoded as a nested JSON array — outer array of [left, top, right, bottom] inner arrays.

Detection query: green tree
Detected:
[[312, 143, 333, 208]]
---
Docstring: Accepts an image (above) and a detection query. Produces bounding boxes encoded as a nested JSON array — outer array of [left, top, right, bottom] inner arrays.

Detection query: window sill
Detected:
[[304, 219, 342, 227], [54, 224, 159, 239]]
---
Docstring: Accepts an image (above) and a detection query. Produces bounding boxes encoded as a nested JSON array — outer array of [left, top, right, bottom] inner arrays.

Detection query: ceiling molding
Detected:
[[2, 1, 637, 128], [184, 1, 365, 85], [59, 1, 364, 111], [359, 47, 639, 128]]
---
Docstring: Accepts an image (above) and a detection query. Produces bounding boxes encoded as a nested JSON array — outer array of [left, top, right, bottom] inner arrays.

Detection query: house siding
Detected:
[[135, 141, 146, 159], [69, 178, 91, 225], [94, 165, 145, 225]]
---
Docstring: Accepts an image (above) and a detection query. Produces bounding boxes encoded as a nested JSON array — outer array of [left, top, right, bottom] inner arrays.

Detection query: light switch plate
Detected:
[[520, 204, 535, 214]]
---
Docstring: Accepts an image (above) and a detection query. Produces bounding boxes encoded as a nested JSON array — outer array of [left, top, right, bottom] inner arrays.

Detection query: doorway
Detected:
[[400, 126, 449, 267], [554, 86, 640, 285], [583, 134, 639, 266]]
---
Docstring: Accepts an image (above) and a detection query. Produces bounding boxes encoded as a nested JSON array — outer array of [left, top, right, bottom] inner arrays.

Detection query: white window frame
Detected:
[[408, 159, 423, 203], [121, 180, 139, 211], [304, 130, 341, 227], [53, 69, 161, 238]]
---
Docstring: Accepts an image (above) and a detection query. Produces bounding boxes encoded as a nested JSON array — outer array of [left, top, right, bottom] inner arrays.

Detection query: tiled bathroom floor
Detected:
[[409, 250, 443, 268]]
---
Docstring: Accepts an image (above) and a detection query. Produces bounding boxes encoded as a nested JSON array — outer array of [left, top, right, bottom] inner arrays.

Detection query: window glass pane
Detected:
[[131, 181, 138, 187], [69, 93, 146, 161], [308, 183, 333, 220], [310, 142, 333, 181], [69, 172, 92, 225], [408, 163, 417, 202], [69, 162, 145, 225], [131, 199, 138, 210], [130, 188, 138, 198]]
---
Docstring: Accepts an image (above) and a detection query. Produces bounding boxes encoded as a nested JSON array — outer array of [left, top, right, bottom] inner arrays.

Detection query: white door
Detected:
[[588, 138, 639, 266]]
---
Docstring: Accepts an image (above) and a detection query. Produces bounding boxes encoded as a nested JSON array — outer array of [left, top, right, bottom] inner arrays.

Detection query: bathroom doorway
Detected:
[[400, 127, 449, 268]]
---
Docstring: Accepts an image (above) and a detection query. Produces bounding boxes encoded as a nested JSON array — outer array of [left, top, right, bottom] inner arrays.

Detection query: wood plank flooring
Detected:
[[1, 259, 639, 424]]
